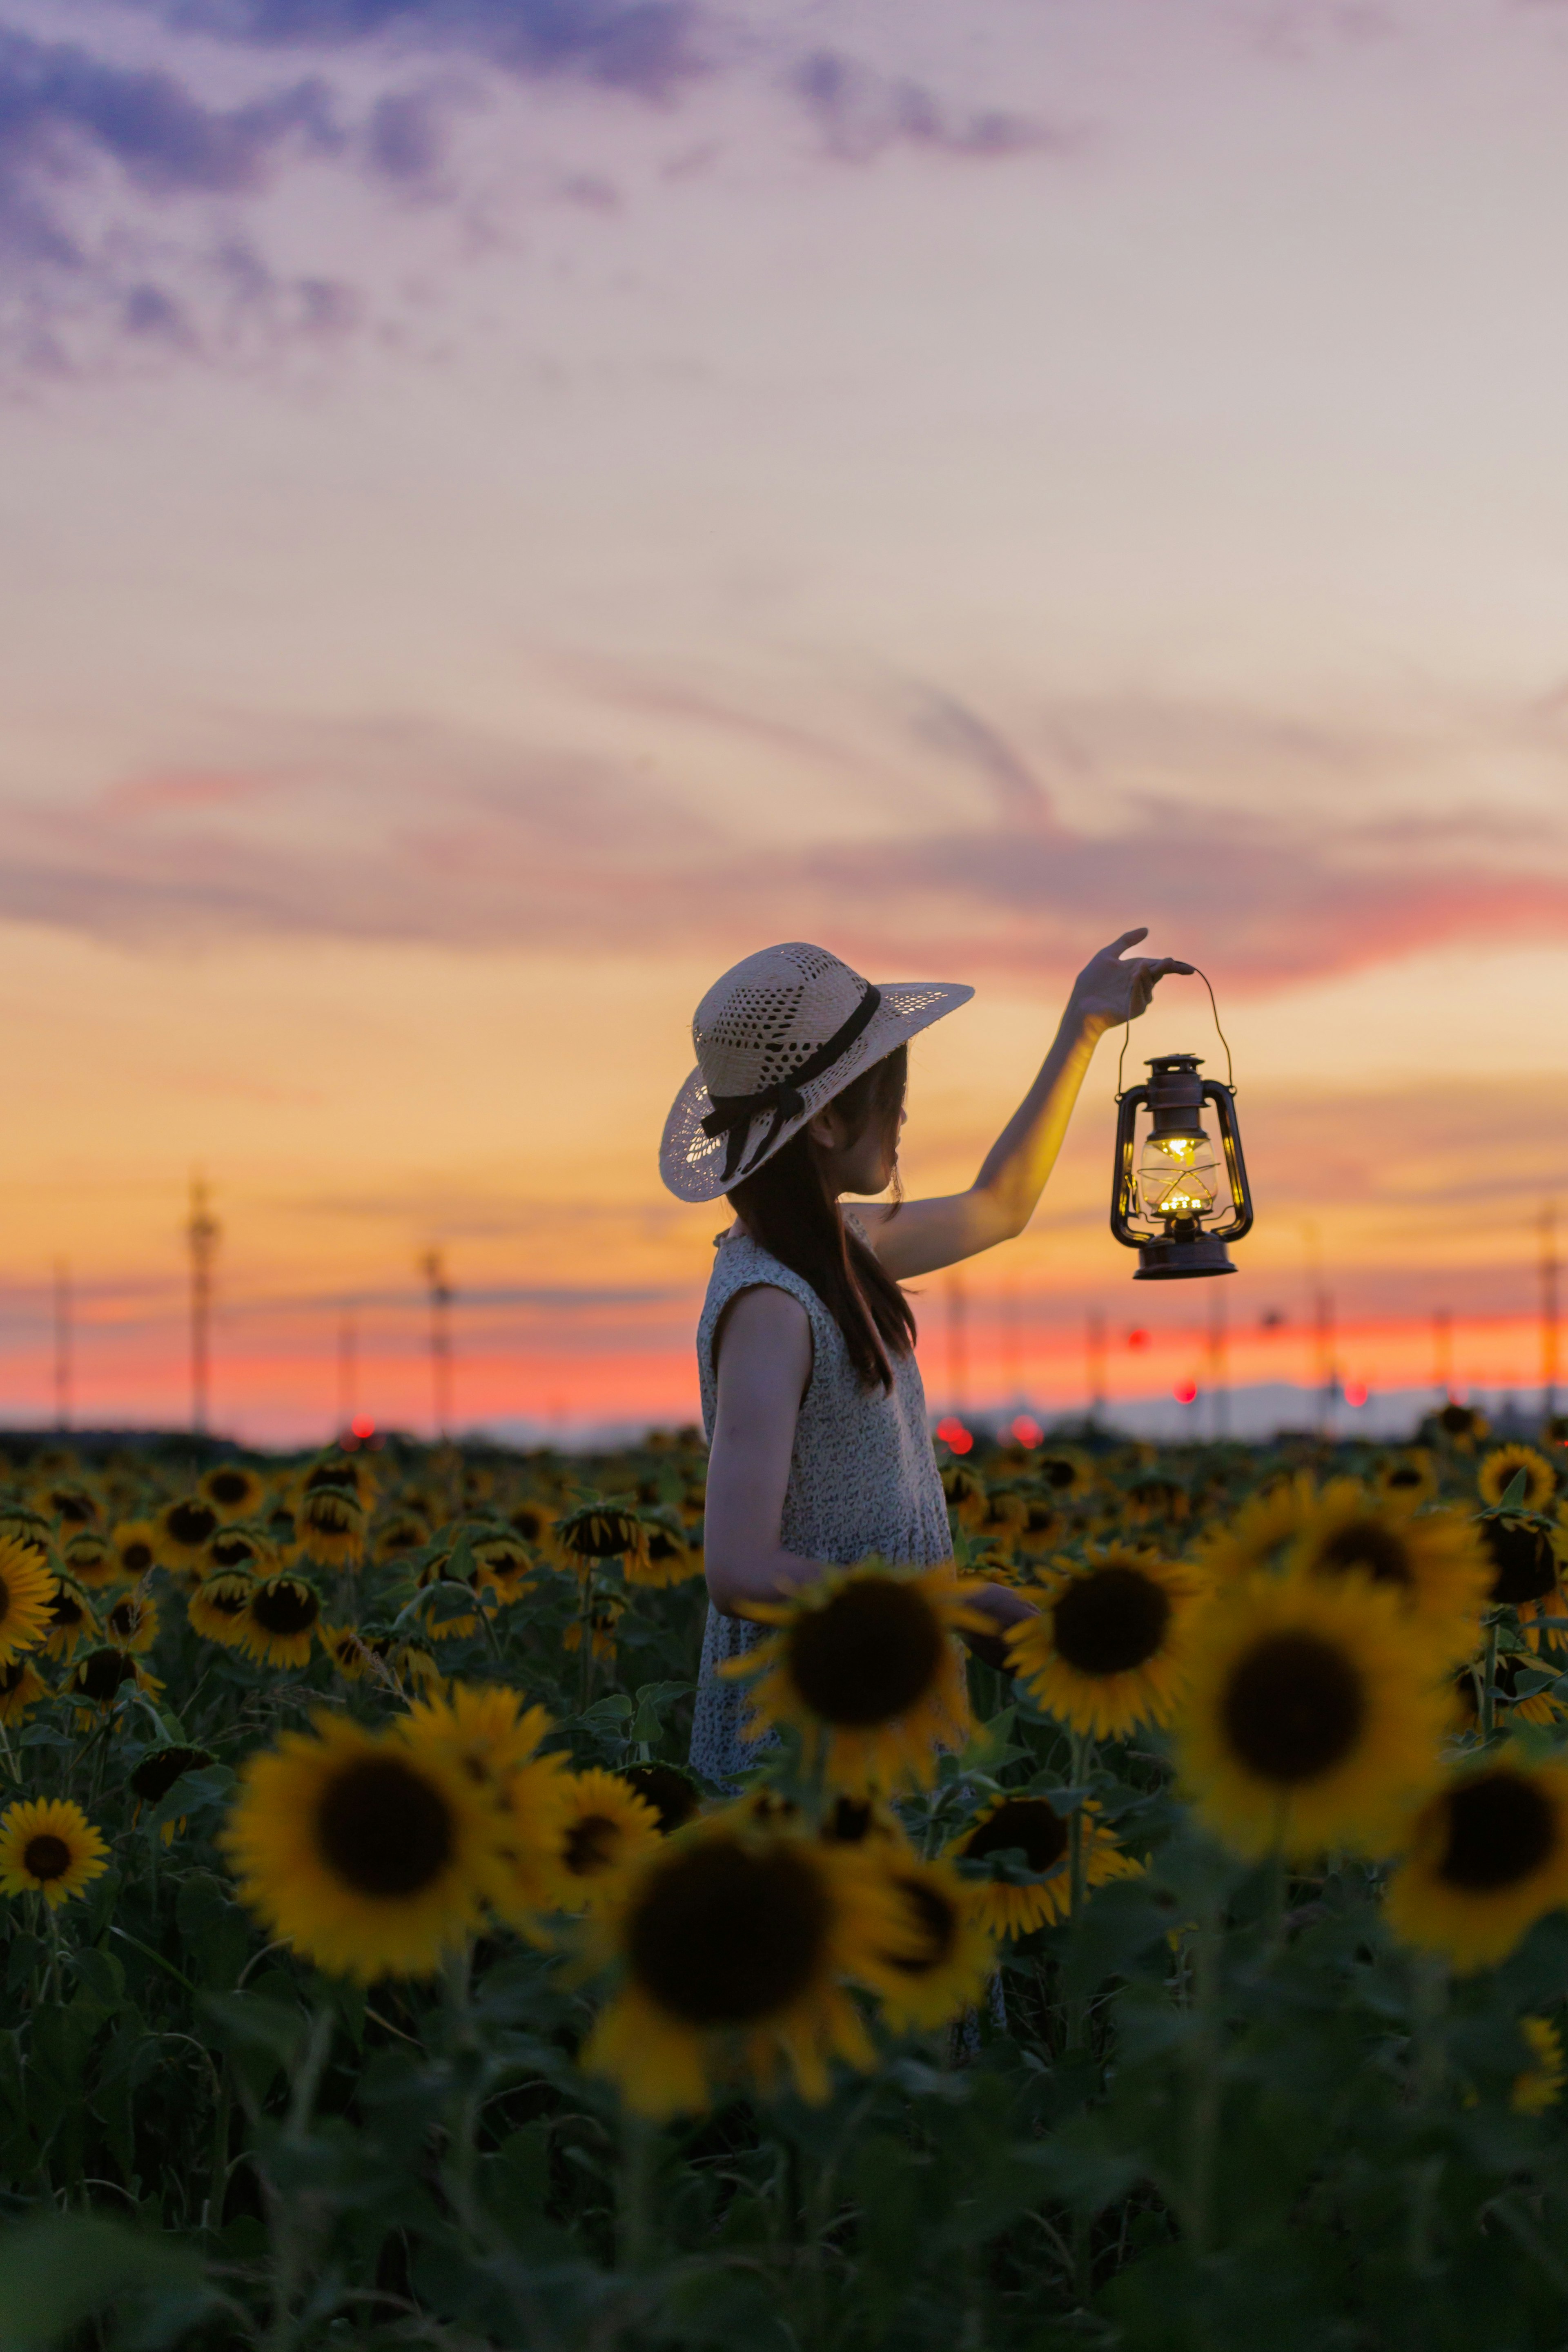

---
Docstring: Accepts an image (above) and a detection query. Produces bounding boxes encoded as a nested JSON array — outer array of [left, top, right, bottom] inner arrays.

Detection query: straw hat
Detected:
[[659, 942, 972, 1204]]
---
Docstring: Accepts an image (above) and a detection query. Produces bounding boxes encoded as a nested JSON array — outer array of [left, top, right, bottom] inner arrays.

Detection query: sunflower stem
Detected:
[[617, 2109, 655, 2271], [1479, 1619, 1500, 1742], [1410, 1950, 1449, 2111], [1183, 1891, 1223, 2258], [262, 2004, 335, 2352], [1065, 1733, 1094, 2053]]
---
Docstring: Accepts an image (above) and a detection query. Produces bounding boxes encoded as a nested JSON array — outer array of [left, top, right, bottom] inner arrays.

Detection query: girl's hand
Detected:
[[958, 1579, 1036, 1673], [1069, 929, 1194, 1039]]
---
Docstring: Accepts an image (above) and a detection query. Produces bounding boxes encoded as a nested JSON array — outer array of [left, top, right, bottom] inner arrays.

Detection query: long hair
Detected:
[[727, 1045, 916, 1392]]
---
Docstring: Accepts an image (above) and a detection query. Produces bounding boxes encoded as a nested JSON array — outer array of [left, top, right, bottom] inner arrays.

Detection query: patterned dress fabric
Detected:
[[688, 1223, 952, 1788]]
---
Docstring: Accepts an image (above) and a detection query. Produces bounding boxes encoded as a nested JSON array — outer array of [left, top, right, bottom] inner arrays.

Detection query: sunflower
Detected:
[[1034, 1448, 1095, 1502], [187, 1573, 255, 1648], [0, 1797, 108, 1908], [417, 1576, 481, 1643], [42, 1577, 98, 1663], [296, 1486, 367, 1569], [130, 1744, 216, 1844], [31, 1481, 100, 1533], [0, 1538, 57, 1670], [471, 1533, 537, 1603], [1512, 2016, 1566, 2115], [1174, 1572, 1448, 1863], [1384, 1750, 1568, 1970], [0, 1659, 47, 1726], [64, 1645, 158, 1712], [200, 1462, 268, 1522], [373, 1509, 432, 1564], [1286, 1483, 1490, 1664], [360, 1634, 440, 1692], [555, 1499, 649, 1578], [611, 1762, 699, 1834], [552, 1769, 664, 1910], [103, 1590, 159, 1655], [1433, 1401, 1489, 1451], [626, 1516, 702, 1590], [109, 1521, 160, 1584], [153, 1496, 222, 1580], [1123, 1472, 1192, 1529], [940, 1460, 987, 1531], [401, 1682, 569, 1922], [507, 1499, 557, 1548], [722, 1561, 988, 1796], [862, 1854, 998, 2033], [1375, 1451, 1440, 1509], [61, 1533, 122, 1594], [221, 1711, 506, 1980], [1477, 1445, 1556, 1513], [203, 1525, 275, 1581], [820, 1792, 909, 1848], [323, 1623, 372, 1679], [236, 1574, 322, 1669], [1192, 1476, 1315, 1584], [297, 1451, 376, 1510], [1451, 1651, 1561, 1731], [1016, 1500, 1068, 1559], [946, 1793, 1134, 1938], [1007, 1547, 1202, 1739], [1481, 1518, 1563, 1643], [563, 1594, 625, 1665], [579, 1812, 904, 2118]]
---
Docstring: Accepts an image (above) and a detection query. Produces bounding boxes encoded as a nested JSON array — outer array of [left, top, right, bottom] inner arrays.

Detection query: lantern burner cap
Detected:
[[1133, 1232, 1238, 1281]]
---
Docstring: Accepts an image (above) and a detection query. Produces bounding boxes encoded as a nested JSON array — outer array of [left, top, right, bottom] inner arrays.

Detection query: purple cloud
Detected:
[[788, 49, 1075, 165]]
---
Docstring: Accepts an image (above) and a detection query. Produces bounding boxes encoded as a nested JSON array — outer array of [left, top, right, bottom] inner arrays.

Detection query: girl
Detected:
[[659, 930, 1191, 1786]]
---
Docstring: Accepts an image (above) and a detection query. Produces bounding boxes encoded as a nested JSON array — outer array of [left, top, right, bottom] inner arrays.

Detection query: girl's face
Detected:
[[806, 1097, 906, 1197]]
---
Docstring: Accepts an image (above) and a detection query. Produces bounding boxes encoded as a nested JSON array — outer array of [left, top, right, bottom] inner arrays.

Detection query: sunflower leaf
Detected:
[[1500, 1468, 1532, 1512]]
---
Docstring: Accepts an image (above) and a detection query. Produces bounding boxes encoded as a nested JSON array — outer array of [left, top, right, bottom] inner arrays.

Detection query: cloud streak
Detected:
[[4, 690, 1567, 992]]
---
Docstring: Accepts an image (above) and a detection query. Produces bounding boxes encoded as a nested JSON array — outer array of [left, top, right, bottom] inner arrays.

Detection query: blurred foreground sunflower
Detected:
[[1287, 1482, 1490, 1664], [1375, 1450, 1439, 1509], [864, 1853, 997, 2032], [947, 1792, 1134, 1938], [1007, 1546, 1201, 1738], [617, 1762, 702, 1834], [721, 1561, 987, 1795], [580, 1812, 902, 2118], [553, 1768, 663, 1910], [401, 1681, 570, 1924], [222, 1712, 503, 1979], [1174, 1572, 1447, 1862], [104, 1590, 159, 1655], [42, 1578, 97, 1663], [0, 1660, 46, 1726], [1383, 1750, 1568, 1971], [1480, 1518, 1564, 1643], [62, 1533, 122, 1594], [0, 1536, 55, 1669], [0, 1796, 108, 1908], [200, 1462, 268, 1522], [1513, 2016, 1566, 2115]]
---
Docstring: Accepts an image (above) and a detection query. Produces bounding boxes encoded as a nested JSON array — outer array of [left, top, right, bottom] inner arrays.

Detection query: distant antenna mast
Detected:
[[419, 1249, 453, 1440], [337, 1307, 358, 1440], [1542, 1202, 1559, 1425], [187, 1174, 220, 1437], [53, 1259, 71, 1432]]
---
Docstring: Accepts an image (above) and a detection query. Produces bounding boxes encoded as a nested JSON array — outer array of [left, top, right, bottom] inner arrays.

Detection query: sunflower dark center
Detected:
[[108, 1601, 139, 1638], [1052, 1565, 1172, 1675], [1437, 1770, 1557, 1892], [78, 1648, 134, 1700], [1042, 1460, 1076, 1491], [618, 1764, 698, 1833], [563, 1814, 620, 1876], [121, 1541, 154, 1575], [251, 1582, 320, 1635], [306, 1497, 354, 1531], [787, 1580, 944, 1726], [963, 1797, 1069, 1875], [203, 1581, 249, 1617], [564, 1509, 640, 1557], [1484, 1520, 1558, 1606], [0, 1660, 27, 1694], [0, 1580, 9, 1625], [646, 1529, 680, 1561], [512, 1508, 547, 1541], [131, 1746, 214, 1804], [626, 1839, 830, 2027], [305, 1465, 356, 1493], [1386, 1466, 1424, 1489], [49, 1591, 83, 1627], [1314, 1520, 1414, 1589], [884, 1875, 958, 1975], [23, 1834, 70, 1881], [315, 1756, 453, 1897], [168, 1501, 218, 1547], [209, 1471, 250, 1505], [1440, 1404, 1476, 1436], [823, 1796, 873, 1844], [210, 1536, 256, 1569], [1221, 1631, 1365, 1784], [54, 1495, 92, 1526]]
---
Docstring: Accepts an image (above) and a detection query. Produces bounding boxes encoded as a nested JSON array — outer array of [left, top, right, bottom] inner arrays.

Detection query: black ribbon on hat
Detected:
[[701, 983, 883, 1184]]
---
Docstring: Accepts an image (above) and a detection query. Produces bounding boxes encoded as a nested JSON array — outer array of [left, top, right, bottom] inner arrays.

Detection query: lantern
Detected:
[[1110, 1052, 1254, 1280]]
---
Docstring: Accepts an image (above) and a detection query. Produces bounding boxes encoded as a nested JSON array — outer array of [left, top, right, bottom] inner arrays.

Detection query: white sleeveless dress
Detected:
[[688, 1223, 953, 1787]]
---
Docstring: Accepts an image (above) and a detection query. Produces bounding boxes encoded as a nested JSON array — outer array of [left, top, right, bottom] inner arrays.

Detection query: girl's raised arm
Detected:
[[862, 929, 1191, 1283]]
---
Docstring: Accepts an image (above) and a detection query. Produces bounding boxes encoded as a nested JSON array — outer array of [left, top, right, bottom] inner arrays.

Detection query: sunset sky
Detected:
[[4, 0, 1568, 1444]]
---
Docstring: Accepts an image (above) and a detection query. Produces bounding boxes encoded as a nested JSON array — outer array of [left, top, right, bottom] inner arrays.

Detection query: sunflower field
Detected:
[[4, 1409, 1568, 2350]]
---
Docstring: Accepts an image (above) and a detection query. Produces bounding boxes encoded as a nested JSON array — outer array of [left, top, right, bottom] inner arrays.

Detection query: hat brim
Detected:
[[658, 980, 975, 1204]]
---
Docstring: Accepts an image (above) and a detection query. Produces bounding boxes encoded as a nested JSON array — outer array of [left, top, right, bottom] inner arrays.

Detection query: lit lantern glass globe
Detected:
[[1136, 1125, 1220, 1223]]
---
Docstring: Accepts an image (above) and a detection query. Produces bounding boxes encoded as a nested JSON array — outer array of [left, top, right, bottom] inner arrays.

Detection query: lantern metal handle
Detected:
[[1116, 965, 1235, 1099]]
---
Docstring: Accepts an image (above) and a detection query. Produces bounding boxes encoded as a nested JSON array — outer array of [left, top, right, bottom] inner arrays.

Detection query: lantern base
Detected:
[[1133, 1233, 1237, 1280]]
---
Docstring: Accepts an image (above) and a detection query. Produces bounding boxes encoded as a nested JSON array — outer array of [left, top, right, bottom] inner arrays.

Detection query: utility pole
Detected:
[[52, 1260, 71, 1432], [1086, 1309, 1107, 1422], [1304, 1221, 1335, 1438], [1207, 1285, 1230, 1442], [419, 1249, 454, 1440], [337, 1308, 358, 1440], [187, 1174, 219, 1438], [1000, 1273, 1021, 1409], [945, 1273, 968, 1421], [1432, 1308, 1453, 1404], [1542, 1202, 1559, 1425]]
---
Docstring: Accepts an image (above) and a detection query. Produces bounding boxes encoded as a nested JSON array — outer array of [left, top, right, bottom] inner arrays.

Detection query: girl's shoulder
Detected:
[[702, 1227, 824, 1324]]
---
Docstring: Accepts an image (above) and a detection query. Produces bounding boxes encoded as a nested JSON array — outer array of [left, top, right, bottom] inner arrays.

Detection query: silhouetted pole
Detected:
[[1433, 1308, 1453, 1404], [337, 1308, 358, 1439], [53, 1260, 71, 1433], [1542, 1203, 1559, 1424], [1086, 1309, 1107, 1421], [187, 1175, 220, 1437], [420, 1249, 454, 1440], [945, 1273, 968, 1420], [1000, 1273, 1021, 1407], [1207, 1286, 1230, 1442]]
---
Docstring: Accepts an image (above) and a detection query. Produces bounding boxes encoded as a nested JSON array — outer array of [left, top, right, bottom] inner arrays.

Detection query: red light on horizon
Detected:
[[1343, 1381, 1369, 1408], [1174, 1379, 1198, 1405], [1128, 1329, 1150, 1351], [935, 1416, 974, 1455], [350, 1414, 375, 1440], [1009, 1414, 1042, 1447]]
